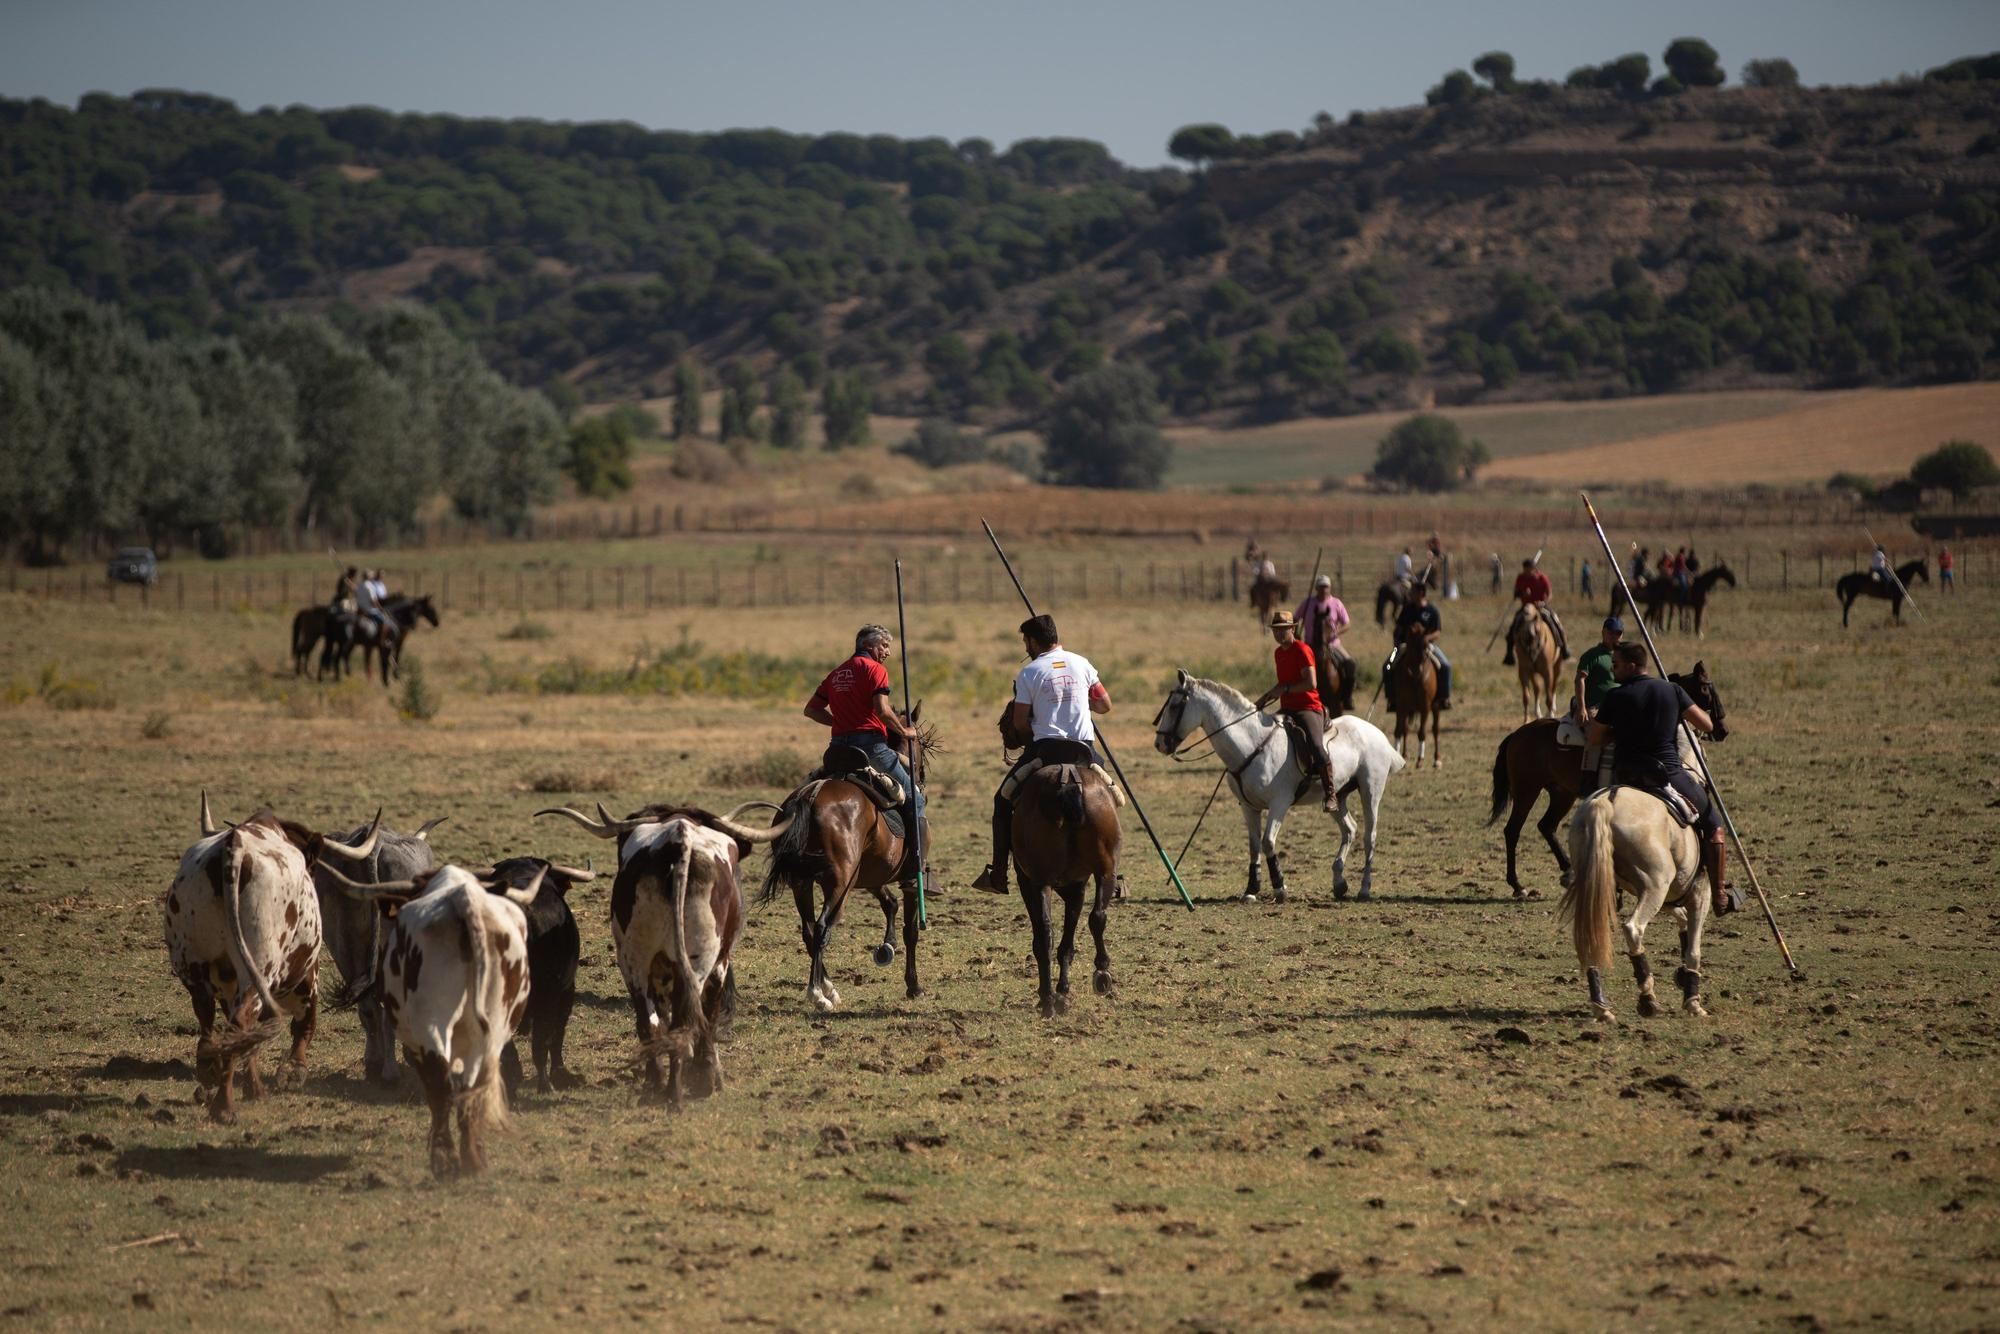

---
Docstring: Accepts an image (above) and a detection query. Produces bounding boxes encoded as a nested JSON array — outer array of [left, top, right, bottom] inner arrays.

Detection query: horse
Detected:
[[1613, 565, 1736, 637], [1386, 628, 1440, 768], [1512, 602, 1561, 721], [1837, 559, 1928, 627], [1153, 670, 1403, 903], [759, 707, 934, 1011], [1558, 787, 1713, 1023], [1008, 749, 1121, 1017], [1249, 575, 1290, 622], [1487, 665, 1727, 897]]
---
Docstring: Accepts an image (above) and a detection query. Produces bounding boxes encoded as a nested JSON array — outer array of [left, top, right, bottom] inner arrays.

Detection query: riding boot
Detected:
[[1705, 829, 1736, 915], [972, 797, 1012, 894]]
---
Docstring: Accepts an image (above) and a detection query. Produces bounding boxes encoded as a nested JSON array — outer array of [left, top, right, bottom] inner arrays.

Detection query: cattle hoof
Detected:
[[1093, 970, 1113, 996], [871, 943, 896, 967]]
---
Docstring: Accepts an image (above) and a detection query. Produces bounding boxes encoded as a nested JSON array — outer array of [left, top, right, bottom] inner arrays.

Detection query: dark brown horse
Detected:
[[1487, 663, 1728, 896], [1387, 627, 1440, 767], [760, 709, 933, 1011], [1008, 749, 1121, 1018]]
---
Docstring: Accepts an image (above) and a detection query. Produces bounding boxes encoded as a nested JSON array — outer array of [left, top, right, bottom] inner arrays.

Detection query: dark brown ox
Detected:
[[164, 794, 380, 1122], [537, 803, 790, 1107]]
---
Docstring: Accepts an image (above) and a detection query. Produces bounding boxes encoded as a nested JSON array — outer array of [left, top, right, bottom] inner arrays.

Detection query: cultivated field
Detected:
[[1, 563, 1996, 1329]]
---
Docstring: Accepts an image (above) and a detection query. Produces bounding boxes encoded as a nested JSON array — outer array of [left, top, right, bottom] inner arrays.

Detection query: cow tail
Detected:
[[1487, 732, 1511, 826], [451, 894, 510, 1133], [223, 833, 285, 1025], [1558, 795, 1616, 973]]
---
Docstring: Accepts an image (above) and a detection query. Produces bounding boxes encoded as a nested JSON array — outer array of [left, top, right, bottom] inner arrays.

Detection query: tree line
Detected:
[[0, 288, 563, 562]]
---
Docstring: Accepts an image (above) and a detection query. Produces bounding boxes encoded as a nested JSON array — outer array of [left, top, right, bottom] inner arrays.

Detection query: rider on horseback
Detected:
[[1294, 574, 1351, 710], [1503, 556, 1569, 666], [972, 614, 1110, 896], [1255, 611, 1338, 815], [1389, 581, 1451, 710], [803, 624, 927, 884], [1582, 643, 1732, 915]]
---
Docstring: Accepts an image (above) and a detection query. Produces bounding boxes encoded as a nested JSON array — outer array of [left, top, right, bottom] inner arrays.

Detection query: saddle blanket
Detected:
[[1001, 759, 1125, 807]]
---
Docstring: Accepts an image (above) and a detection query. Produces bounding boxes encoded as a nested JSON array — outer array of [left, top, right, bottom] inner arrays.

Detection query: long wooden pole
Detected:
[[894, 560, 927, 928], [1580, 493, 1801, 979], [981, 519, 1195, 911]]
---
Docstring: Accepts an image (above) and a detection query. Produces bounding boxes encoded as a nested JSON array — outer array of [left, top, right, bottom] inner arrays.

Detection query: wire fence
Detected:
[[8, 544, 1982, 614]]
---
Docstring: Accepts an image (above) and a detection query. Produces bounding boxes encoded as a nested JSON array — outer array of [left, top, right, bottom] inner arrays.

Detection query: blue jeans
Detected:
[[831, 732, 925, 830]]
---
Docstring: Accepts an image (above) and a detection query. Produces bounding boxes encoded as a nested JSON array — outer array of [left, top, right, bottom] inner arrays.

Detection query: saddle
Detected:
[[810, 745, 907, 810]]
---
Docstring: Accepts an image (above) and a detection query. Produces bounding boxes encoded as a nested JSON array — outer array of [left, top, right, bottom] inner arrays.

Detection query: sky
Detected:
[[7, 0, 1998, 166]]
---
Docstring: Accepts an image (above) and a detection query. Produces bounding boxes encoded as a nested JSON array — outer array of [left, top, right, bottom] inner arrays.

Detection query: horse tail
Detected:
[[757, 789, 817, 905], [1559, 795, 1616, 973], [1486, 732, 1511, 826]]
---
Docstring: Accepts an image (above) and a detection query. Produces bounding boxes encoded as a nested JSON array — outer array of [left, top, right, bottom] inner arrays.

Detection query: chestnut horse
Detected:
[[1387, 628, 1440, 767], [1487, 664, 1728, 897], [759, 708, 933, 1011]]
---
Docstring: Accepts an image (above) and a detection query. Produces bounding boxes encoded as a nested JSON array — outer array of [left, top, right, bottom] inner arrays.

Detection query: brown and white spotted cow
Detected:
[[329, 863, 551, 1178], [164, 793, 381, 1122], [536, 802, 790, 1106]]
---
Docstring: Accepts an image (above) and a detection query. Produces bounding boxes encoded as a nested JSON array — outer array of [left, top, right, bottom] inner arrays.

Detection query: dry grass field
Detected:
[[1, 558, 1996, 1329]]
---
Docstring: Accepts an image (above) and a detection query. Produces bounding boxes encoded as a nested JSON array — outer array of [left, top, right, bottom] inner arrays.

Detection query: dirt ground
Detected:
[[0, 568, 1995, 1329]]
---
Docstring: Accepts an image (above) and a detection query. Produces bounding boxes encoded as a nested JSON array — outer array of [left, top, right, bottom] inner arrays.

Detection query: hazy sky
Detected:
[[7, 0, 1997, 165]]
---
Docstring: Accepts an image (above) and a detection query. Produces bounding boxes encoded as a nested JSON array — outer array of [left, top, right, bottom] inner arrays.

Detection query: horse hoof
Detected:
[[871, 943, 896, 967], [1093, 970, 1113, 996], [1637, 994, 1659, 1019]]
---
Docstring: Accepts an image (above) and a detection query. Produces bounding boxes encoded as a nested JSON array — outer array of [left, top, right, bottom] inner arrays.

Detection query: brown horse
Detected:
[[759, 709, 933, 1011], [1387, 628, 1440, 767], [1487, 664, 1729, 897], [1512, 602, 1561, 721], [1009, 750, 1121, 1018]]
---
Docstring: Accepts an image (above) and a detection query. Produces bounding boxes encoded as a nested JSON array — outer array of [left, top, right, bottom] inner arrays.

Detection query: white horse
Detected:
[[1153, 670, 1404, 903], [1558, 788, 1711, 1022]]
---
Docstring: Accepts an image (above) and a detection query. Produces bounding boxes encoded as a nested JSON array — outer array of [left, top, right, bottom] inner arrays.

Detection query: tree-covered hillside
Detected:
[[3, 44, 1998, 427]]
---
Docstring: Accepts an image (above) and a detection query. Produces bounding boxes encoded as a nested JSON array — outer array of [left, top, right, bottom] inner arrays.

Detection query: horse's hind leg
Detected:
[[1053, 884, 1084, 1012], [870, 888, 898, 968], [1019, 879, 1056, 1018], [1088, 870, 1113, 996]]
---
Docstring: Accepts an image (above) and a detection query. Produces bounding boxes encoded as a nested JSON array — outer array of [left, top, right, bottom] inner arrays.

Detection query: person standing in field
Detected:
[[1256, 611, 1337, 813], [972, 615, 1111, 896], [1294, 573, 1352, 712], [803, 624, 925, 884], [1940, 546, 1955, 594]]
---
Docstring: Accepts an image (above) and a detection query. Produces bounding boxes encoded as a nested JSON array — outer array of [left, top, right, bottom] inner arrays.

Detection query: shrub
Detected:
[[1369, 414, 1491, 492], [1909, 440, 2000, 497]]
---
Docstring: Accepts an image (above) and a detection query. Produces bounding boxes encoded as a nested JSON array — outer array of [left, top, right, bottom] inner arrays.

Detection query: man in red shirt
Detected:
[[1254, 610, 1337, 813], [1503, 556, 1569, 665], [804, 623, 924, 881]]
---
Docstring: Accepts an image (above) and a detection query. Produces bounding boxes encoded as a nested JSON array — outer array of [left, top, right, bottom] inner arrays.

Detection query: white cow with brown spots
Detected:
[[164, 794, 381, 1122], [332, 864, 554, 1178]]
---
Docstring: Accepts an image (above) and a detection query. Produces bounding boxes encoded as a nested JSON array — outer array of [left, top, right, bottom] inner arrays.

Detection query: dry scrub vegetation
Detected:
[[0, 574, 1994, 1328]]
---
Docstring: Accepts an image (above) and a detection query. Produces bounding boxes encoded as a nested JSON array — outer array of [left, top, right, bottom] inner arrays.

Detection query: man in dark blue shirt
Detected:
[[1390, 581, 1451, 709], [1584, 643, 1732, 913]]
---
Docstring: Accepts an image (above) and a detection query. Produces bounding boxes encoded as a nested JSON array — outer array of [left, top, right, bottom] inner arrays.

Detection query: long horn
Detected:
[[708, 812, 796, 844], [489, 864, 547, 907], [200, 790, 218, 837], [413, 816, 448, 841], [316, 860, 419, 899], [533, 806, 628, 839], [322, 808, 384, 860]]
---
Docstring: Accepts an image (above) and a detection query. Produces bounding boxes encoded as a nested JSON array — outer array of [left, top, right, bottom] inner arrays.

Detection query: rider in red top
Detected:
[[1255, 610, 1336, 813], [1503, 556, 1569, 665]]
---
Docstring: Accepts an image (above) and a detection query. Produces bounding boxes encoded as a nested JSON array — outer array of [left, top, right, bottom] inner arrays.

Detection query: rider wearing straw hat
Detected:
[[1255, 610, 1337, 814]]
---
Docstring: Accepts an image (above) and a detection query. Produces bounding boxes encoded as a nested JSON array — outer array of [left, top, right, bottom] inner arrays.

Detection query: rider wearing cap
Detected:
[[804, 624, 926, 884], [1293, 573, 1351, 711], [1583, 642, 1732, 915], [1503, 555, 1569, 666], [1255, 610, 1337, 814], [972, 614, 1110, 895]]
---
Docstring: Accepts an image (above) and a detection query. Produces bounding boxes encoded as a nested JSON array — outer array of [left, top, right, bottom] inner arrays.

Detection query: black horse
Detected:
[[1837, 559, 1927, 627], [1612, 564, 1736, 637]]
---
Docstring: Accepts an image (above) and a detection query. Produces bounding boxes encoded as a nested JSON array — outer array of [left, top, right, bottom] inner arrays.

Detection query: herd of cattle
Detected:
[[165, 794, 789, 1178]]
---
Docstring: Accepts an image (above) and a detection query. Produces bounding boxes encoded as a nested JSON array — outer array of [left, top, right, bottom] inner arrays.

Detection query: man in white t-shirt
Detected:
[[971, 614, 1111, 894]]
